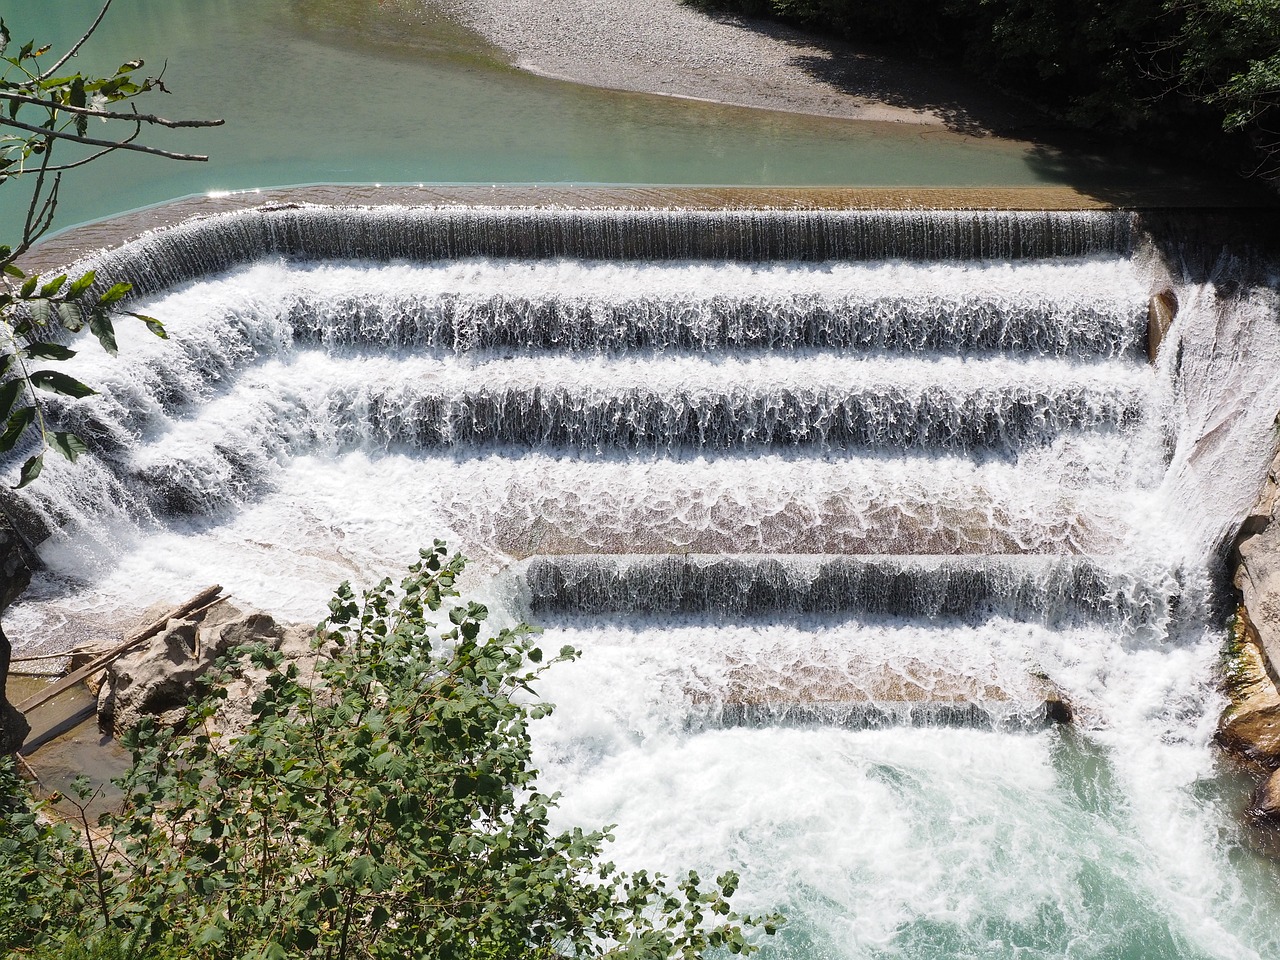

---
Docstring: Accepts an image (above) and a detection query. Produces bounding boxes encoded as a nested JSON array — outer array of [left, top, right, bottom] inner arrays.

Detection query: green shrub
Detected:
[[2, 543, 779, 959]]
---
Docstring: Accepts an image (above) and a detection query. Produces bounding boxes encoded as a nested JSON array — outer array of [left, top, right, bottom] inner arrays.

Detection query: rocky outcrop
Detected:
[[1234, 447, 1280, 675], [1224, 446, 1280, 825], [98, 599, 316, 737], [1219, 606, 1280, 766]]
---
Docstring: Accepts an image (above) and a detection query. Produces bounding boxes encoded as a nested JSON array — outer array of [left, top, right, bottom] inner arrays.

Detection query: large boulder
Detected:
[[98, 600, 315, 737], [1218, 606, 1280, 765]]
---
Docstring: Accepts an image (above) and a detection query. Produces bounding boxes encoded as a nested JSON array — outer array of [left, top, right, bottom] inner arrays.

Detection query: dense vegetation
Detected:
[[1, 545, 777, 960], [686, 0, 1280, 180]]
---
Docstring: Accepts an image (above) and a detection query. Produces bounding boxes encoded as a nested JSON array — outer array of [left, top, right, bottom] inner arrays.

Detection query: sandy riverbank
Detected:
[[438, 0, 1039, 133]]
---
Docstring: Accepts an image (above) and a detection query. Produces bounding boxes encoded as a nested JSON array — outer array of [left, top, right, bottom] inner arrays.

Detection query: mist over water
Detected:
[[8, 208, 1280, 957]]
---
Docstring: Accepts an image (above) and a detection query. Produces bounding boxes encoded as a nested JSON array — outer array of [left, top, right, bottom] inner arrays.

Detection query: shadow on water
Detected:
[[704, 10, 1279, 208]]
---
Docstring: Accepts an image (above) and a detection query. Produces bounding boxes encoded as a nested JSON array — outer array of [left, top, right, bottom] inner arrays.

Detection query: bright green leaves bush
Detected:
[[2, 544, 780, 960]]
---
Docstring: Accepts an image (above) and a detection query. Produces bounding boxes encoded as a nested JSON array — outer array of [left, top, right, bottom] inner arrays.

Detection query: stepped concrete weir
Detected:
[[8, 195, 1280, 958]]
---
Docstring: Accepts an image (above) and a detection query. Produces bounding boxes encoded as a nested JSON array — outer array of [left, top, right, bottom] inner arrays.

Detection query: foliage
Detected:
[[683, 0, 1280, 180], [1173, 0, 1280, 175], [1, 544, 780, 960], [0, 1, 219, 486]]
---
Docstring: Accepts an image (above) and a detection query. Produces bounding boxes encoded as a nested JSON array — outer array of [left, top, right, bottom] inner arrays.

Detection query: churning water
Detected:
[[8, 206, 1280, 958]]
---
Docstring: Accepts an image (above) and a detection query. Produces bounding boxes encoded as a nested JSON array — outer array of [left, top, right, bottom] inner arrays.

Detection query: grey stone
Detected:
[[100, 602, 294, 736]]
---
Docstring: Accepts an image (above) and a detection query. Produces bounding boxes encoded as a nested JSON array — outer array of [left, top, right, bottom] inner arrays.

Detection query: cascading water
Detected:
[[8, 206, 1280, 958]]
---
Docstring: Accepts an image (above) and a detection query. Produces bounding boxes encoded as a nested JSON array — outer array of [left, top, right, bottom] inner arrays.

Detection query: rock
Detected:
[[0, 517, 32, 611], [1218, 607, 1280, 764], [1248, 768, 1280, 824], [0, 686, 29, 756], [98, 601, 305, 737], [1147, 289, 1177, 362], [1235, 518, 1280, 683], [1230, 444, 1280, 567]]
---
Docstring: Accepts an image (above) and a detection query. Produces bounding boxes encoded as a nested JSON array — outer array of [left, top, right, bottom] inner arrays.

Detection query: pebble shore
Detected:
[[440, 0, 1033, 131]]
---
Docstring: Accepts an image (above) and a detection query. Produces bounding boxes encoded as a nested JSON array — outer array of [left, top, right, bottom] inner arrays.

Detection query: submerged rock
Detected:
[[1249, 768, 1280, 824], [1146, 289, 1177, 362]]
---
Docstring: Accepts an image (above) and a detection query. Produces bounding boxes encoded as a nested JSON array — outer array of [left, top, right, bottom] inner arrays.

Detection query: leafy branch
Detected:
[[1, 546, 783, 958], [0, 1, 221, 488], [0, 262, 164, 487]]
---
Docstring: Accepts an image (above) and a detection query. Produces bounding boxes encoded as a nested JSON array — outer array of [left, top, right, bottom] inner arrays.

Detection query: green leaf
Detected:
[[50, 431, 87, 462], [19, 275, 37, 297], [128, 312, 167, 339], [30, 369, 96, 398], [195, 924, 225, 947], [96, 282, 132, 307], [15, 453, 41, 488], [66, 270, 96, 298], [0, 377, 23, 422], [88, 310, 117, 355], [38, 274, 66, 298], [56, 301, 83, 332], [0, 405, 35, 453], [3, 263, 23, 279], [22, 342, 75, 361]]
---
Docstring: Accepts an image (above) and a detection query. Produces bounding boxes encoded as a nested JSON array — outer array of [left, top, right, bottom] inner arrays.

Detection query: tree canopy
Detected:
[[686, 0, 1280, 180]]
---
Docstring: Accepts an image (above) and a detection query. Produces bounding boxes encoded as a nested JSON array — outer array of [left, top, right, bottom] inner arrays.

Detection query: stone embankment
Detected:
[[1224, 446, 1280, 823]]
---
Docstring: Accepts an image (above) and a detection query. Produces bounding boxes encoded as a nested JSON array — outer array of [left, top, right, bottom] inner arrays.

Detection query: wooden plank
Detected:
[[14, 585, 224, 715], [21, 702, 97, 756]]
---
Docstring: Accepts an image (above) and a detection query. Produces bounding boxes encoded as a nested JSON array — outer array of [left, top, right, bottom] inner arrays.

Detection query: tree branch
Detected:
[[0, 92, 224, 129], [0, 116, 210, 162], [21, 138, 56, 252], [37, 0, 115, 81]]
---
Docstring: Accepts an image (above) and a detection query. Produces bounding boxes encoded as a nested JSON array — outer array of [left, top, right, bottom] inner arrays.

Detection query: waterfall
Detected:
[[8, 205, 1280, 959]]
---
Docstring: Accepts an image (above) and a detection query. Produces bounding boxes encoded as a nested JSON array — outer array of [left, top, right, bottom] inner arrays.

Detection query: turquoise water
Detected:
[[8, 0, 1133, 233]]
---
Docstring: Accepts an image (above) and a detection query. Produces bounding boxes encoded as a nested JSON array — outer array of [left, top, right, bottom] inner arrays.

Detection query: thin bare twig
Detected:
[[0, 115, 210, 161], [0, 91, 224, 129]]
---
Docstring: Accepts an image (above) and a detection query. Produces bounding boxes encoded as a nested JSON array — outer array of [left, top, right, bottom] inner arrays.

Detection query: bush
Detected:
[[2, 543, 779, 959]]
